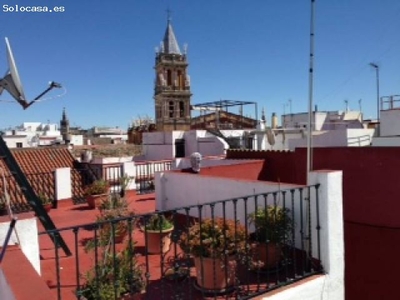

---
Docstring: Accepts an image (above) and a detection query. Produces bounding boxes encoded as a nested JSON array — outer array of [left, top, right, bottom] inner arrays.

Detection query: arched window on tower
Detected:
[[167, 69, 172, 86], [169, 101, 174, 118], [179, 101, 185, 117]]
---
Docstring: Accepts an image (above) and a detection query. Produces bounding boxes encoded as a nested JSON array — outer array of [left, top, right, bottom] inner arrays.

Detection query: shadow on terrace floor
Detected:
[[38, 192, 157, 300]]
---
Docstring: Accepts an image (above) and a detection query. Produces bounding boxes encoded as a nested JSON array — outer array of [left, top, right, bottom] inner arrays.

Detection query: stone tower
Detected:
[[154, 17, 192, 131]]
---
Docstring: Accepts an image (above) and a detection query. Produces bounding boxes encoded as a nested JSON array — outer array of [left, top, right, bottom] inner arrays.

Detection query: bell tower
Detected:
[[60, 107, 70, 143], [154, 16, 192, 131]]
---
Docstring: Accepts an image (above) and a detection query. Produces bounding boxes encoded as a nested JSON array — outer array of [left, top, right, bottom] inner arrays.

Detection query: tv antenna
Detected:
[[0, 37, 62, 110]]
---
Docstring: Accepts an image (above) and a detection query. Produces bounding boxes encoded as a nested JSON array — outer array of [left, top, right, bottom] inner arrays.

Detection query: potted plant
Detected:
[[85, 179, 110, 209], [96, 208, 135, 245], [119, 174, 133, 198], [98, 193, 128, 212], [85, 196, 135, 249], [80, 243, 145, 300], [38, 193, 53, 212], [142, 214, 174, 254], [248, 205, 293, 269], [0, 200, 7, 216], [179, 217, 246, 292]]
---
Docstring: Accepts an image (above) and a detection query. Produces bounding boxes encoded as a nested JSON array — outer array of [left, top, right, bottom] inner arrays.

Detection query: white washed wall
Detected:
[[2, 136, 29, 148], [372, 136, 400, 146], [0, 218, 40, 275], [380, 109, 400, 136], [55, 168, 71, 200], [155, 172, 299, 224], [288, 130, 348, 150], [347, 129, 374, 146]]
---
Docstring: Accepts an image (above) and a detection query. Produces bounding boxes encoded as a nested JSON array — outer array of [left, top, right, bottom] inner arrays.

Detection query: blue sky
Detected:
[[1, 0, 400, 130]]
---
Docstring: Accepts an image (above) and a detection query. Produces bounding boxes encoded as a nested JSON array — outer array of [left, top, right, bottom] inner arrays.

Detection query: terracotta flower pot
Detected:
[[0, 208, 7, 216], [251, 242, 282, 269], [145, 227, 174, 254], [194, 256, 236, 292], [86, 193, 108, 209], [43, 204, 52, 213]]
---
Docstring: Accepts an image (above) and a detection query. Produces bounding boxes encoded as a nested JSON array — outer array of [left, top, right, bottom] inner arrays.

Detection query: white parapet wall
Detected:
[[155, 171, 298, 214], [173, 157, 254, 170], [263, 171, 344, 300], [0, 217, 40, 275], [55, 167, 72, 201]]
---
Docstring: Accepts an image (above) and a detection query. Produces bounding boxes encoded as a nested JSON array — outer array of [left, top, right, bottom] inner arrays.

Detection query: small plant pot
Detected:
[[144, 227, 174, 254], [86, 194, 108, 209], [194, 256, 237, 292], [43, 204, 52, 213], [0, 208, 7, 216]]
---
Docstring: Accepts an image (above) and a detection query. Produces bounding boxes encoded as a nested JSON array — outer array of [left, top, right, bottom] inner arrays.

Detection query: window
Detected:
[[169, 101, 174, 118], [179, 101, 185, 118], [177, 70, 183, 89], [16, 142, 23, 148], [167, 70, 172, 86]]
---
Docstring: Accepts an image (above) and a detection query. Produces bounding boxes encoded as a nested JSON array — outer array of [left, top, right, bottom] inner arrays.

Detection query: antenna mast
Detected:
[[306, 0, 316, 185]]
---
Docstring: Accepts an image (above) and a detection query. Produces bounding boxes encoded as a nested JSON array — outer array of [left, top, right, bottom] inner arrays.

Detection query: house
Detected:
[[2, 122, 63, 148]]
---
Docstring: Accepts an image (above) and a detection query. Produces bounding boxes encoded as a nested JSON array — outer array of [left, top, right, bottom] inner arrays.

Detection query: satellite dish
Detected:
[[266, 128, 275, 146], [5, 37, 26, 102], [0, 37, 62, 110]]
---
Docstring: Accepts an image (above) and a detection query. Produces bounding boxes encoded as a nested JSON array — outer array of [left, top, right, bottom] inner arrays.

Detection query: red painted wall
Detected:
[[199, 160, 265, 181], [227, 147, 400, 300]]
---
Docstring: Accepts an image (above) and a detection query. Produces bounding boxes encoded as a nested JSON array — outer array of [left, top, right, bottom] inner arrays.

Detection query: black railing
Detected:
[[135, 160, 172, 194], [40, 184, 322, 300]]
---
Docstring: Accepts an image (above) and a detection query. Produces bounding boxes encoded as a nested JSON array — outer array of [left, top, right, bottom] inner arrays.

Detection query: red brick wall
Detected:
[[227, 147, 400, 300]]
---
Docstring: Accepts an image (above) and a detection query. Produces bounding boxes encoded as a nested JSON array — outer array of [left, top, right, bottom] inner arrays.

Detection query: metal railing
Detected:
[[135, 160, 172, 194], [347, 134, 371, 146], [40, 184, 322, 300]]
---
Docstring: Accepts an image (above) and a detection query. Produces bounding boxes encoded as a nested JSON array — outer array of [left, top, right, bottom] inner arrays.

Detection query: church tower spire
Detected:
[[154, 15, 192, 131]]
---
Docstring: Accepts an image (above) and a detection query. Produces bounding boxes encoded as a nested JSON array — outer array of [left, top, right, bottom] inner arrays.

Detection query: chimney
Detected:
[[271, 112, 278, 129]]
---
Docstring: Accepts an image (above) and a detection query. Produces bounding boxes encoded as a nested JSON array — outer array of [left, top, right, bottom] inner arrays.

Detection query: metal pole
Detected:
[[376, 67, 380, 136], [307, 0, 316, 185], [369, 63, 380, 136]]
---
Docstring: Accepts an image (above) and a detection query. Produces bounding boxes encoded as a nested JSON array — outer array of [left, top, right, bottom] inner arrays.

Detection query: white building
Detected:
[[2, 122, 62, 148], [372, 95, 400, 146], [140, 130, 229, 160], [2, 122, 86, 148]]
